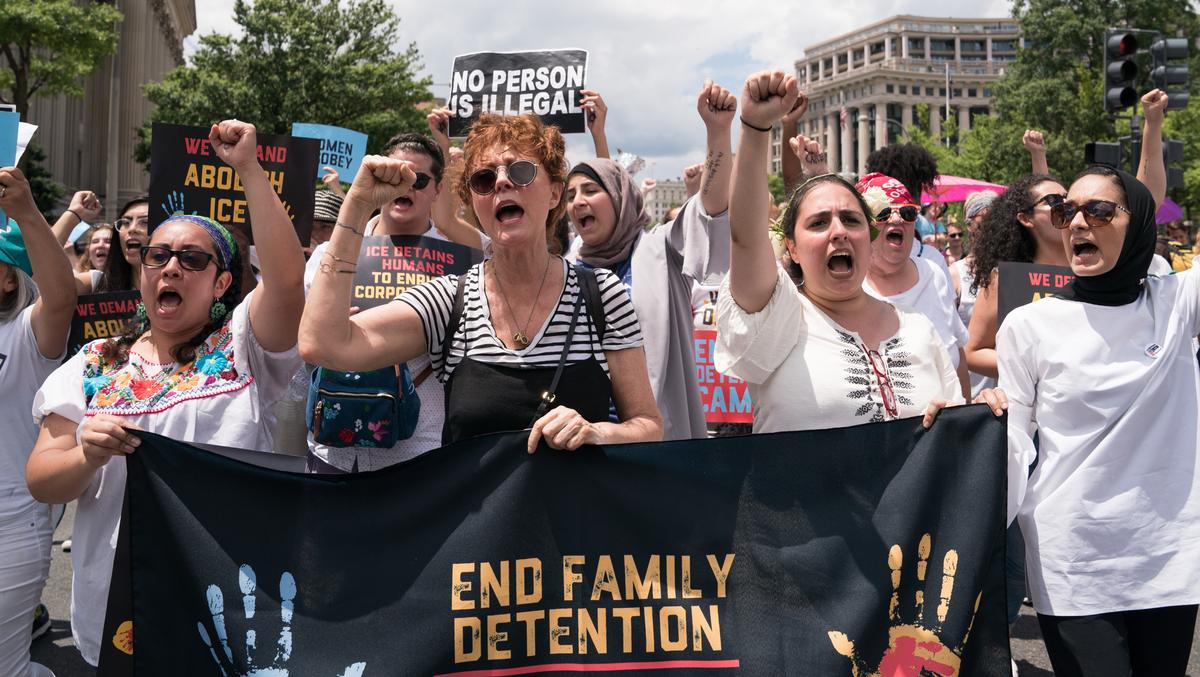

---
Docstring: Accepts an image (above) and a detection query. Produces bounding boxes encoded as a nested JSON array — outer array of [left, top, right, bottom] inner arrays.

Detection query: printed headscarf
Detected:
[[162, 215, 238, 271]]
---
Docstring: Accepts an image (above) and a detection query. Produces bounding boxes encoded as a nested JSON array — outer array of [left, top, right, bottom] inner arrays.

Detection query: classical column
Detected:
[[857, 109, 870, 175], [958, 106, 971, 135], [875, 102, 888, 150], [901, 102, 914, 130], [826, 113, 840, 174], [930, 105, 942, 141], [840, 111, 852, 175]]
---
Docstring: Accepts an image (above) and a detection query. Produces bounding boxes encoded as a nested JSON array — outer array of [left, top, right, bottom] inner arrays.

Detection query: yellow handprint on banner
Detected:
[[827, 533, 981, 677]]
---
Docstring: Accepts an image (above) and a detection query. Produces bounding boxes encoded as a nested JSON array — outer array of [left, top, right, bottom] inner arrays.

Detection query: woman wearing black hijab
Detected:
[[998, 164, 1199, 676]]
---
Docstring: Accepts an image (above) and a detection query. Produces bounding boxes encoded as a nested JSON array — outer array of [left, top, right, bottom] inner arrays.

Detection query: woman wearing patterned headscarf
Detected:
[[25, 120, 306, 668], [999, 162, 1200, 676]]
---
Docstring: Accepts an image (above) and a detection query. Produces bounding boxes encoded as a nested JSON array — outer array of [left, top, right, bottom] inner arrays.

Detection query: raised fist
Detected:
[[346, 155, 418, 211], [697, 79, 737, 130], [740, 70, 799, 130], [208, 120, 260, 171]]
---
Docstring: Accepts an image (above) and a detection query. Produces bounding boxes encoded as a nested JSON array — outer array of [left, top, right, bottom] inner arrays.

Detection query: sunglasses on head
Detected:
[[412, 172, 433, 190], [115, 216, 150, 230], [1025, 192, 1066, 212], [140, 245, 218, 272], [468, 160, 539, 195], [1050, 199, 1131, 229], [874, 204, 919, 223]]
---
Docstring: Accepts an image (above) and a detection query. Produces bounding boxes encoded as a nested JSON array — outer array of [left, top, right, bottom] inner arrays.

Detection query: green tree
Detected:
[[768, 173, 787, 203], [22, 143, 64, 218], [138, 0, 431, 164]]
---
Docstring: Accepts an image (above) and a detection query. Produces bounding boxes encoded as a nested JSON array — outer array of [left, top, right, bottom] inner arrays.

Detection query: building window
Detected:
[[982, 88, 991, 97], [992, 39, 1017, 52], [961, 40, 985, 52], [886, 84, 894, 93], [871, 41, 886, 55], [909, 37, 925, 53], [925, 86, 934, 96], [899, 85, 908, 94], [953, 89, 961, 97], [940, 88, 947, 96], [967, 88, 977, 97], [930, 39, 956, 52]]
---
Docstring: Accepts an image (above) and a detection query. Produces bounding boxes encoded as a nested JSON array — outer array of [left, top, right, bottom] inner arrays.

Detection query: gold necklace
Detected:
[[490, 256, 553, 347]]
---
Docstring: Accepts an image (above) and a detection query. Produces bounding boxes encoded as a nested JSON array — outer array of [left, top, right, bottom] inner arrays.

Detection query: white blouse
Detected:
[[31, 292, 300, 665], [715, 265, 963, 433], [998, 270, 1200, 616], [865, 256, 968, 368]]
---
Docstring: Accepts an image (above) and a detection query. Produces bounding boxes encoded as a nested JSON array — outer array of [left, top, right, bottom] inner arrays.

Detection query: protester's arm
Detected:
[[0, 168, 76, 358], [49, 190, 102, 247], [299, 156, 427, 371], [956, 349, 971, 400], [527, 346, 662, 452], [427, 109, 484, 249], [1138, 90, 1167, 208], [208, 120, 305, 352], [1022, 130, 1049, 176], [321, 167, 345, 197], [581, 89, 610, 159], [729, 70, 799, 313], [996, 323, 1038, 525], [27, 413, 137, 504], [779, 92, 808, 190], [964, 273, 1000, 379], [697, 80, 736, 217], [788, 134, 829, 181]]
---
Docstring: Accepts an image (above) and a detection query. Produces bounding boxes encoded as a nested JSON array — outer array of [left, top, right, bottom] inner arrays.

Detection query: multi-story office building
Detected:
[[773, 16, 1021, 178], [645, 179, 689, 224], [28, 0, 196, 219]]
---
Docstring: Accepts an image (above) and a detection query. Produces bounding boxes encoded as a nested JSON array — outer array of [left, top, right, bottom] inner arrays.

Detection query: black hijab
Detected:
[[1063, 167, 1157, 306]]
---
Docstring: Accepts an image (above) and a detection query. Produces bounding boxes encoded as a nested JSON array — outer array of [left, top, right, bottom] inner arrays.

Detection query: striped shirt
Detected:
[[398, 259, 643, 382]]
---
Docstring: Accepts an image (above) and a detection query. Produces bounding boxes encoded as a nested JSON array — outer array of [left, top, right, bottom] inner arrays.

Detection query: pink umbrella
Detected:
[[1156, 197, 1183, 224], [920, 175, 1007, 203]]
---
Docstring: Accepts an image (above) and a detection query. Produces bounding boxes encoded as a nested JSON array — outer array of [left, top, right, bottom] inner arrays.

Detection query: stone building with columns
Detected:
[[772, 16, 1021, 178]]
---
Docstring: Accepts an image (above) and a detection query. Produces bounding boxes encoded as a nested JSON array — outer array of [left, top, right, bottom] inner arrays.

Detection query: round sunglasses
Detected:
[[468, 160, 539, 195], [1050, 199, 1131, 229], [140, 245, 219, 271], [873, 204, 919, 223]]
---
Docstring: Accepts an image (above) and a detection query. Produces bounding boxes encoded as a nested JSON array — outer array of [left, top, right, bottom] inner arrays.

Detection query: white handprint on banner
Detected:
[[197, 563, 367, 677]]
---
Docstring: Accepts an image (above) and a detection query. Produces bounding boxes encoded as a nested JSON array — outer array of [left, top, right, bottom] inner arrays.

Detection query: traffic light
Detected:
[[1105, 31, 1140, 111], [1150, 38, 1189, 109], [1085, 142, 1122, 166]]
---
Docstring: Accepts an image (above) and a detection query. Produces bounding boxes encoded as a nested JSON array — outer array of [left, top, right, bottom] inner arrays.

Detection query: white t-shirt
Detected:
[[31, 292, 300, 665], [302, 219, 453, 471], [865, 256, 968, 368], [0, 305, 62, 518], [715, 265, 963, 433], [952, 258, 995, 398], [912, 238, 953, 287], [998, 270, 1200, 616]]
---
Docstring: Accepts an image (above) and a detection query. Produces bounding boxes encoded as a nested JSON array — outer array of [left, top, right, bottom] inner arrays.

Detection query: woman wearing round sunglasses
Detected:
[[998, 147, 1200, 677], [300, 113, 662, 451], [859, 172, 971, 400], [715, 70, 1007, 435], [25, 120, 306, 668]]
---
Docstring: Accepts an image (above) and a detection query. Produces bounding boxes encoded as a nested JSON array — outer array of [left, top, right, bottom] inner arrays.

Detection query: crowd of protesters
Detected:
[[0, 64, 1196, 677]]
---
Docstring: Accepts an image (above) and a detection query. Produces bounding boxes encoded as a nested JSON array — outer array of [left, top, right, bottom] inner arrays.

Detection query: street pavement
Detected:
[[29, 503, 1200, 676]]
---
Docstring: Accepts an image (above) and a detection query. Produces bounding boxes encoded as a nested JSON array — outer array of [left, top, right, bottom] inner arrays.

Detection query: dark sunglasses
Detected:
[[947, 232, 963, 239], [115, 216, 150, 230], [874, 205, 919, 223], [412, 172, 433, 190], [1050, 199, 1131, 229], [468, 160, 538, 195], [1025, 192, 1066, 212], [140, 245, 218, 272]]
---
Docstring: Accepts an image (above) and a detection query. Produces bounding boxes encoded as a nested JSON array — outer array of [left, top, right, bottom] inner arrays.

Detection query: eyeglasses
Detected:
[[873, 205, 919, 223], [468, 160, 539, 195], [863, 348, 898, 418], [1050, 199, 1131, 229], [115, 216, 150, 230], [1025, 192, 1066, 212], [947, 232, 963, 239], [413, 172, 434, 190], [139, 245, 218, 272]]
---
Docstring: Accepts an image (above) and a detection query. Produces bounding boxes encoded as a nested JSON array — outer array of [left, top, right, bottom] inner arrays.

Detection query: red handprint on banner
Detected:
[[827, 533, 981, 677]]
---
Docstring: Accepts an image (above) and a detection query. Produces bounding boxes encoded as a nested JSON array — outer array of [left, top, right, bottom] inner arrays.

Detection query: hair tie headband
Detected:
[[163, 215, 237, 270]]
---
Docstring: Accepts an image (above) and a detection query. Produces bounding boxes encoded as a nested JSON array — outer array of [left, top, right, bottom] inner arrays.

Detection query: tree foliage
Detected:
[[138, 0, 432, 164], [0, 0, 122, 117]]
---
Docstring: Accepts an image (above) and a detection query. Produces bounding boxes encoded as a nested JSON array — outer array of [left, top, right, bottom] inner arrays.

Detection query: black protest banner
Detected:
[[352, 235, 482, 310], [447, 49, 588, 137], [67, 291, 141, 360], [98, 406, 1009, 675], [997, 261, 1074, 325], [148, 123, 320, 245]]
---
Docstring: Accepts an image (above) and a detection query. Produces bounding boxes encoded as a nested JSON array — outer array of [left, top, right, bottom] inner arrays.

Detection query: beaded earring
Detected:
[[133, 301, 149, 333], [210, 300, 228, 321]]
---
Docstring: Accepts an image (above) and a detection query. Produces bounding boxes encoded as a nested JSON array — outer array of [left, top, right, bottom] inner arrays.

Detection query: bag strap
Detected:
[[412, 365, 435, 388], [530, 283, 585, 424], [441, 268, 471, 361], [575, 264, 607, 342]]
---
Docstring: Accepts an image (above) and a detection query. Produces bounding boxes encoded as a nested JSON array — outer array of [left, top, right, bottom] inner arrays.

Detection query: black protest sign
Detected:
[[67, 291, 141, 360], [148, 123, 320, 245], [447, 49, 588, 137], [352, 235, 482, 310], [997, 261, 1074, 325], [99, 406, 1010, 676]]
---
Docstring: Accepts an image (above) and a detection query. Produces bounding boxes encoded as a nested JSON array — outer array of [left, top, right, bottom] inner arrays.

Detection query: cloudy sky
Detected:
[[188, 0, 1009, 180]]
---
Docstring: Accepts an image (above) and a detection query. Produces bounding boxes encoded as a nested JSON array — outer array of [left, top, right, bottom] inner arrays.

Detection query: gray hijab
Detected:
[[573, 159, 651, 269]]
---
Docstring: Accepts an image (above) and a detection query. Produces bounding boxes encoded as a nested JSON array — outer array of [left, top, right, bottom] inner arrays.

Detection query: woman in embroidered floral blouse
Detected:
[[24, 120, 306, 668], [715, 69, 1005, 434]]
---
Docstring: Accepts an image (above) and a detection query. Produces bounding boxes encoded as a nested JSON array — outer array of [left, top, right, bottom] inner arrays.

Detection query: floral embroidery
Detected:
[[838, 330, 917, 422], [80, 321, 253, 416]]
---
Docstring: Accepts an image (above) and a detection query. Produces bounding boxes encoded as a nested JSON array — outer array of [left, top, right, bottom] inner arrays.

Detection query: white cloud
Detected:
[[190, 0, 1010, 178]]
